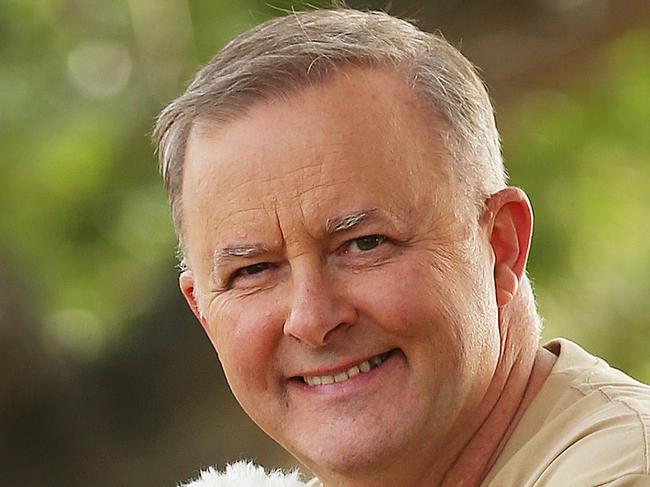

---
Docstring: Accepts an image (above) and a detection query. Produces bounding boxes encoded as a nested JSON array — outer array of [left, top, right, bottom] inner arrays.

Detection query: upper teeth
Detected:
[[303, 354, 386, 386]]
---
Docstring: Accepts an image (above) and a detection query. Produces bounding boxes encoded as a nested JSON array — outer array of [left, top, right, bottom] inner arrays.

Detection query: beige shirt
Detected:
[[482, 338, 650, 486]]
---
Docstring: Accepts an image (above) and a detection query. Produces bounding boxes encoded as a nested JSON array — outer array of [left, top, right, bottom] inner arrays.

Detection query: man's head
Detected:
[[154, 8, 539, 485]]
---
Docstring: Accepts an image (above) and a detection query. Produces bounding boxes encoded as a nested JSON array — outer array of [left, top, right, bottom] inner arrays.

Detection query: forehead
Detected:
[[181, 68, 453, 258]]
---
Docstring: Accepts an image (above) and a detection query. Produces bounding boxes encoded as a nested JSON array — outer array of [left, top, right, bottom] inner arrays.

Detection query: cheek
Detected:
[[344, 254, 489, 354], [209, 295, 285, 396], [345, 259, 450, 338]]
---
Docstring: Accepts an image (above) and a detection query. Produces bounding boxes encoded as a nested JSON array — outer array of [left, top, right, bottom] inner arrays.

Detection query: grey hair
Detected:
[[153, 8, 507, 267]]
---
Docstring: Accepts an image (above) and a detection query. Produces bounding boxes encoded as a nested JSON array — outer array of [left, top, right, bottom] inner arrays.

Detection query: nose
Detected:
[[283, 263, 357, 348]]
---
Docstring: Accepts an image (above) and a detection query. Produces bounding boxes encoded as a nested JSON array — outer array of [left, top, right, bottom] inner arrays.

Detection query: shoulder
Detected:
[[484, 338, 650, 487], [543, 338, 650, 453], [542, 339, 650, 484]]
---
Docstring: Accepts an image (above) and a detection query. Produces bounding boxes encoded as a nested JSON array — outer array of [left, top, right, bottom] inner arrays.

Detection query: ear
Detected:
[[484, 187, 533, 308], [179, 270, 212, 338]]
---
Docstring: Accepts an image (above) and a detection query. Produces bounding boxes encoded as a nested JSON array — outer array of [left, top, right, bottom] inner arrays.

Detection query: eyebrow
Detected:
[[211, 243, 269, 279], [215, 244, 269, 259], [325, 208, 378, 234]]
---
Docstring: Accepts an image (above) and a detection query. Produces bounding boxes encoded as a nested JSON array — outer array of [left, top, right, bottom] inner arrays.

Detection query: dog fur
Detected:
[[178, 461, 312, 487]]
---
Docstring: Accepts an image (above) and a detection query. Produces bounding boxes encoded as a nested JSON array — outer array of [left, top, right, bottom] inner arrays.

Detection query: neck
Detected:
[[439, 339, 556, 487]]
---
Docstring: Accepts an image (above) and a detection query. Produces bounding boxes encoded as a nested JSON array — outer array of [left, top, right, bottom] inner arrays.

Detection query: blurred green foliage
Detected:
[[503, 31, 650, 381]]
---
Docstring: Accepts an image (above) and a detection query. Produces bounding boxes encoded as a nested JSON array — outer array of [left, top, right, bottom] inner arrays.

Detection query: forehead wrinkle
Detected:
[[227, 142, 348, 189], [211, 206, 267, 228]]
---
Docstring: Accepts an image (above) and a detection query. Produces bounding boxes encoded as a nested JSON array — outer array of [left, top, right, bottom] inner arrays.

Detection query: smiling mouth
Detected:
[[302, 350, 395, 386]]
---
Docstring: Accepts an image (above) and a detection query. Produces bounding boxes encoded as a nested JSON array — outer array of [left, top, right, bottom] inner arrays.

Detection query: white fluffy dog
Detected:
[[179, 461, 314, 487]]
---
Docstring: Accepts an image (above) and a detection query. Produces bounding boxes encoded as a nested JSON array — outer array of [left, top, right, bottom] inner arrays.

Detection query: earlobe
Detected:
[[486, 187, 533, 307]]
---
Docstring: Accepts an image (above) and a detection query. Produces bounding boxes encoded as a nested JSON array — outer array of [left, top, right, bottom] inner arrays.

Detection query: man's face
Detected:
[[180, 68, 501, 476]]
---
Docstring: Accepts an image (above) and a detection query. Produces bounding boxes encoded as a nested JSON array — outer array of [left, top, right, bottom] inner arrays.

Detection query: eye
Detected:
[[231, 262, 273, 281], [346, 235, 386, 253]]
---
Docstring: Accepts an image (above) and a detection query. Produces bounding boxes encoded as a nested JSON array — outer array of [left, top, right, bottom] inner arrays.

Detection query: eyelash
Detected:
[[230, 262, 274, 281], [342, 234, 386, 254], [227, 235, 388, 286]]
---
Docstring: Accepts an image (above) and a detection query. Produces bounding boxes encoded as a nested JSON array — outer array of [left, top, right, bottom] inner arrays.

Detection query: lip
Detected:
[[290, 349, 396, 379], [287, 349, 402, 394]]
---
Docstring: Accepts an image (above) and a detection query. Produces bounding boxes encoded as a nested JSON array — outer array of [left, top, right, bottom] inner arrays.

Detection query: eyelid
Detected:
[[340, 234, 388, 254], [227, 261, 275, 287]]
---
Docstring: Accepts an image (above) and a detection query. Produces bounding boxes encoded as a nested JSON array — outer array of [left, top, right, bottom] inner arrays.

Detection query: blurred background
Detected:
[[1, 0, 649, 485]]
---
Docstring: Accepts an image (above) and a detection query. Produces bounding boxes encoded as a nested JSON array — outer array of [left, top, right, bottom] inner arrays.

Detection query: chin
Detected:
[[283, 410, 419, 479], [297, 437, 397, 477]]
